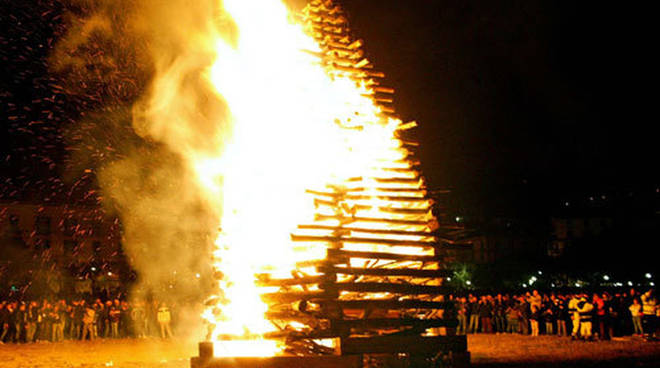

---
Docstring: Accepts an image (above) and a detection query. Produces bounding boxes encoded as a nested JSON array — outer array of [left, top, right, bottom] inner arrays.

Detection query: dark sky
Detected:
[[340, 0, 658, 217], [1, 0, 658, 217]]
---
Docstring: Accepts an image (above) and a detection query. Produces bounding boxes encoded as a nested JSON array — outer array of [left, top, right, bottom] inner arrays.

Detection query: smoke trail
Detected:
[[51, 0, 245, 340]]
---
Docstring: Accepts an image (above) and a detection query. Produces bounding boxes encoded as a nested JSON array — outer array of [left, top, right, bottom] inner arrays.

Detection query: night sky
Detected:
[[341, 0, 658, 218], [1, 0, 658, 218]]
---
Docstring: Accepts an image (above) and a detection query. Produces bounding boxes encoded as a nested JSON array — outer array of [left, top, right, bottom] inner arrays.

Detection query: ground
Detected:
[[1, 335, 659, 368]]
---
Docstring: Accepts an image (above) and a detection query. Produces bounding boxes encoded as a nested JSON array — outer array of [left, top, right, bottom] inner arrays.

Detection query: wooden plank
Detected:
[[291, 234, 436, 248], [340, 335, 467, 355], [324, 185, 424, 193], [373, 176, 420, 184], [261, 290, 333, 303], [308, 190, 428, 203], [327, 282, 448, 295], [327, 248, 439, 262], [255, 275, 330, 287], [314, 214, 429, 226], [332, 317, 458, 330], [320, 266, 451, 278], [311, 198, 430, 214], [297, 224, 434, 237], [330, 64, 385, 78], [329, 299, 453, 310]]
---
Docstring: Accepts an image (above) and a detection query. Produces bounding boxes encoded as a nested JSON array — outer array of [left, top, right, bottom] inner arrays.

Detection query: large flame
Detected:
[[189, 0, 434, 357]]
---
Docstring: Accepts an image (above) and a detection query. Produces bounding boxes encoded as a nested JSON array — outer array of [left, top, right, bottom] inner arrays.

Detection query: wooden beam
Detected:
[[314, 214, 430, 226], [332, 317, 458, 330], [297, 224, 435, 238], [255, 275, 329, 287], [328, 299, 453, 310], [291, 234, 436, 248], [327, 248, 439, 262], [261, 290, 333, 304], [320, 266, 451, 278], [312, 198, 430, 215], [307, 190, 429, 203], [327, 282, 448, 295]]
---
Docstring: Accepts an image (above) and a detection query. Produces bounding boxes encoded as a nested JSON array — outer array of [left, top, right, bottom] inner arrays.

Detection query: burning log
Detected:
[[291, 234, 436, 248], [297, 224, 435, 237], [322, 282, 448, 295], [312, 199, 431, 215], [326, 299, 453, 310], [328, 64, 385, 78], [262, 290, 334, 304], [319, 266, 450, 278], [314, 214, 431, 226], [307, 190, 430, 203], [374, 86, 395, 94], [256, 274, 331, 287], [326, 248, 439, 262], [331, 317, 458, 330]]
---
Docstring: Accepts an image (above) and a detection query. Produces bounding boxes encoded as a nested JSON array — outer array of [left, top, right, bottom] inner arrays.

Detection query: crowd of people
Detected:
[[0, 297, 174, 343], [451, 288, 658, 341], [1, 288, 658, 345]]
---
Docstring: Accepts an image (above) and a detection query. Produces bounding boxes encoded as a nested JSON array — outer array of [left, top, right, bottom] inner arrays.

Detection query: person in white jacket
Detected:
[[641, 290, 657, 340], [577, 296, 594, 340], [157, 303, 173, 339]]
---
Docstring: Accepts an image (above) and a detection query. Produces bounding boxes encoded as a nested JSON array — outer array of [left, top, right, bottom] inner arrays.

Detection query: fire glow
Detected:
[[189, 0, 436, 357]]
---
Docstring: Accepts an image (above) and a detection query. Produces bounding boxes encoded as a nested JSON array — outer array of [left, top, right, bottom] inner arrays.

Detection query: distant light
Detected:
[[195, 273, 201, 278], [91, 267, 97, 272], [628, 281, 634, 286], [446, 277, 451, 281], [601, 195, 606, 200], [465, 280, 471, 286], [575, 282, 580, 287], [538, 270, 543, 275], [107, 272, 112, 276], [522, 283, 528, 288], [589, 197, 594, 201], [603, 275, 610, 281], [651, 282, 656, 287], [551, 283, 556, 288], [564, 201, 570, 207], [615, 282, 623, 287], [645, 273, 652, 279], [455, 216, 462, 222]]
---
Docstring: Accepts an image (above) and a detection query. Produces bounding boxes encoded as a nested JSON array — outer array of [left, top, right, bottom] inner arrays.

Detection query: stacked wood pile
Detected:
[[246, 1, 471, 365]]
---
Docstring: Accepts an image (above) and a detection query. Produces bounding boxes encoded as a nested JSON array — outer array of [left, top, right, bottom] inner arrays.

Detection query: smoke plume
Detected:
[[52, 0, 243, 340]]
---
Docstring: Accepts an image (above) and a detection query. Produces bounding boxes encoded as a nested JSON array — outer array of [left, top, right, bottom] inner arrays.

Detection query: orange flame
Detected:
[[191, 0, 435, 357]]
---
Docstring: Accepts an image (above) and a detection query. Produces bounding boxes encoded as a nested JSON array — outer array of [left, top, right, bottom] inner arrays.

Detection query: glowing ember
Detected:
[[191, 0, 436, 357]]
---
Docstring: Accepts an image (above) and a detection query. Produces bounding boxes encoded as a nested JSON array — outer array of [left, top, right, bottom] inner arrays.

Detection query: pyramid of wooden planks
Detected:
[[250, 0, 470, 364]]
